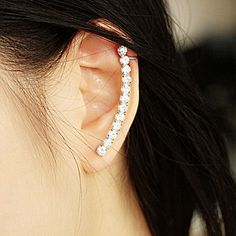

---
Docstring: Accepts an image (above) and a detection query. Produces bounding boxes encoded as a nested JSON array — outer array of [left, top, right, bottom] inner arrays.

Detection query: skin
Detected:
[[0, 32, 151, 236]]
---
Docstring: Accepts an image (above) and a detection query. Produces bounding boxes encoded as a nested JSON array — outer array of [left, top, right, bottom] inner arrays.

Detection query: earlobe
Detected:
[[75, 32, 139, 173]]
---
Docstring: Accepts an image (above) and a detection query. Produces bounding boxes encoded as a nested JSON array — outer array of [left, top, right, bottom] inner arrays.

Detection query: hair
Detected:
[[0, 0, 236, 235]]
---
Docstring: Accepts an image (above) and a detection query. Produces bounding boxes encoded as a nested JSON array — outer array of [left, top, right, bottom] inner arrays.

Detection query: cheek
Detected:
[[0, 89, 82, 235]]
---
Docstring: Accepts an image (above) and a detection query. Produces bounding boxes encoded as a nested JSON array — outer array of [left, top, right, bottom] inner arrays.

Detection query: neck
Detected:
[[79, 154, 151, 236]]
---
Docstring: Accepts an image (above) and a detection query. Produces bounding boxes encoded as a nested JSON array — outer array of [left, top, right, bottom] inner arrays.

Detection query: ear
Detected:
[[68, 32, 139, 173]]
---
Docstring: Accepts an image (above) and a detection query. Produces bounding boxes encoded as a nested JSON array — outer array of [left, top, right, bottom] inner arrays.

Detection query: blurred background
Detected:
[[168, 0, 236, 170]]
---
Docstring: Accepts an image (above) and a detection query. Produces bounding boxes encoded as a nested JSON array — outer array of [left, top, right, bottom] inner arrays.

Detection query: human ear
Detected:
[[67, 32, 139, 173]]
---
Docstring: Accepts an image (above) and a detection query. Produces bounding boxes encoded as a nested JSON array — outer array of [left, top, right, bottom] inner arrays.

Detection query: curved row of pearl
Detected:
[[96, 45, 132, 157]]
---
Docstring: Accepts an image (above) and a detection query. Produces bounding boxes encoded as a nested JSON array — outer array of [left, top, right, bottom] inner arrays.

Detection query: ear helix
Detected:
[[96, 45, 132, 157]]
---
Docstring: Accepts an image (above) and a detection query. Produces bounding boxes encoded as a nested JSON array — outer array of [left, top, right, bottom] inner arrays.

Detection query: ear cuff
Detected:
[[96, 45, 132, 157]]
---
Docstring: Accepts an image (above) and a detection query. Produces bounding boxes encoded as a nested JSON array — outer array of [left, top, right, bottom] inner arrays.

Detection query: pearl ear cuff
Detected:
[[96, 46, 132, 157]]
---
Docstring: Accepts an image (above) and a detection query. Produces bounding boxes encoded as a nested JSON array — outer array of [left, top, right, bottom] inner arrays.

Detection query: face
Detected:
[[0, 62, 85, 235]]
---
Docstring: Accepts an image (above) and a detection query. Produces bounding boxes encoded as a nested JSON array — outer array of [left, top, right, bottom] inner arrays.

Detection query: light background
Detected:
[[169, 0, 236, 47]]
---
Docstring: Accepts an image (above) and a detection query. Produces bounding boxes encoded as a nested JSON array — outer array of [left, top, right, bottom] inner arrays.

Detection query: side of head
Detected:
[[0, 1, 235, 235]]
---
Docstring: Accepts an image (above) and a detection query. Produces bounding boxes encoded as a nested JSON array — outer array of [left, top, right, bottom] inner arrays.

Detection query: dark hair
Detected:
[[0, 0, 236, 235]]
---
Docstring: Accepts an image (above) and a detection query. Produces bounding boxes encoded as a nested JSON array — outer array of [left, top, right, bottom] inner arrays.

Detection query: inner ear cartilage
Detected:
[[96, 45, 132, 157]]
